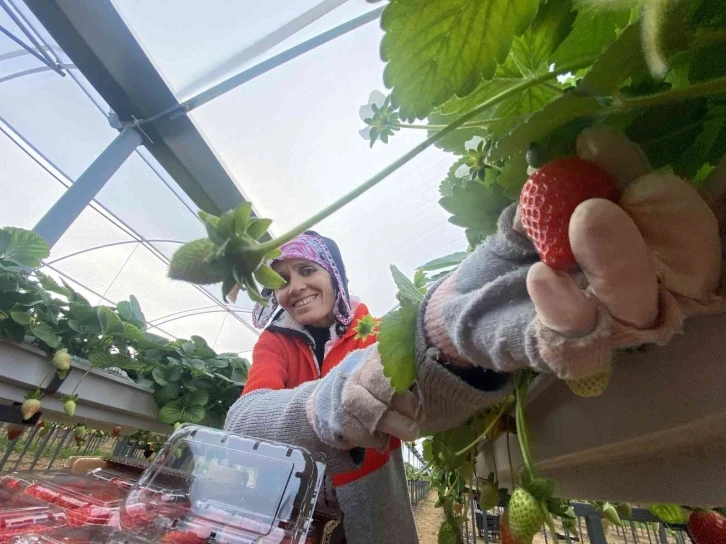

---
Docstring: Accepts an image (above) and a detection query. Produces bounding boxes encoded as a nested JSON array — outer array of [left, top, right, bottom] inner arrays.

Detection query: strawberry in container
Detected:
[[0, 489, 67, 543], [7, 525, 148, 543]]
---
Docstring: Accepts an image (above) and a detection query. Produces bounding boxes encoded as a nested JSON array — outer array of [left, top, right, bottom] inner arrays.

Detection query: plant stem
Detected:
[[259, 55, 600, 252], [514, 373, 535, 476], [506, 430, 516, 488], [490, 439, 499, 484], [456, 398, 514, 456], [70, 370, 90, 396], [616, 75, 726, 110]]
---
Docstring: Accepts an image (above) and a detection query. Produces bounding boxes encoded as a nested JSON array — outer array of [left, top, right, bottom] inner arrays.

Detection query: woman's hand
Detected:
[[307, 346, 423, 452]]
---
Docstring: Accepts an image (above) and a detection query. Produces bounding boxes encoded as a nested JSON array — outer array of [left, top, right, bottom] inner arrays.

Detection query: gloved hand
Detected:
[[528, 127, 724, 373], [306, 345, 423, 452]]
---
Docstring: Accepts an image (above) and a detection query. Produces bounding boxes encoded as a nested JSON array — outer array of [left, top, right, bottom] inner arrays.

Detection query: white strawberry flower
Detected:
[[464, 135, 485, 151], [358, 90, 386, 123]]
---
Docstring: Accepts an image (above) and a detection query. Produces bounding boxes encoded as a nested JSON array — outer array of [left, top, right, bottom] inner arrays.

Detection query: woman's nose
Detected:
[[288, 274, 305, 294]]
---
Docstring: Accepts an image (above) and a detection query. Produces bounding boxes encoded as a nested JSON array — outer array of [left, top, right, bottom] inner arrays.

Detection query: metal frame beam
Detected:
[[33, 126, 142, 247], [0, 0, 64, 74]]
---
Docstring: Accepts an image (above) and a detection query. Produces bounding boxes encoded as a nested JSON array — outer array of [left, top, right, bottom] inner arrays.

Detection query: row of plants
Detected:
[[0, 226, 250, 430], [166, 0, 726, 542]]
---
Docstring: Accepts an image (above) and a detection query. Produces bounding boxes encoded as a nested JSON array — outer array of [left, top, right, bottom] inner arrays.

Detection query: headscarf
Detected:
[[252, 231, 352, 329]]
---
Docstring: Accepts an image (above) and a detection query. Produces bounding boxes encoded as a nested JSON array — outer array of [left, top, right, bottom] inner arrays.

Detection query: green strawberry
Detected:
[[73, 424, 86, 440], [173, 422, 182, 431], [602, 503, 623, 526], [62, 394, 78, 417], [648, 504, 686, 524], [565, 366, 612, 397], [52, 349, 71, 371], [509, 488, 545, 543], [479, 480, 500, 511], [616, 503, 633, 519]]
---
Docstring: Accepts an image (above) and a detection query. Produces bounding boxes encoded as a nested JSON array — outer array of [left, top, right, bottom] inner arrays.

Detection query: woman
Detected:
[[225, 129, 724, 544]]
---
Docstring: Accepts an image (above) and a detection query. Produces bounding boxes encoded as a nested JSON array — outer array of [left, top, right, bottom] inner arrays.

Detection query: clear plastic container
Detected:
[[0, 488, 67, 543], [119, 425, 325, 544], [0, 474, 126, 527], [8, 525, 148, 543]]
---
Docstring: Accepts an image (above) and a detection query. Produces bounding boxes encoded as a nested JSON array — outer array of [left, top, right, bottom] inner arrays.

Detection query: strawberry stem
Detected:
[[257, 56, 600, 252], [456, 398, 513, 456], [70, 370, 90, 396], [514, 372, 535, 476]]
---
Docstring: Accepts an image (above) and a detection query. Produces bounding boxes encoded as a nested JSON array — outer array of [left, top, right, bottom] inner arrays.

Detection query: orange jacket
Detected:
[[242, 302, 400, 487]]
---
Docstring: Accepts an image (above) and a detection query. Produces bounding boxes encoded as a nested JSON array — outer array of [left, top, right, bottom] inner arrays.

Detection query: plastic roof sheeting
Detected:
[[1, 0, 469, 360]]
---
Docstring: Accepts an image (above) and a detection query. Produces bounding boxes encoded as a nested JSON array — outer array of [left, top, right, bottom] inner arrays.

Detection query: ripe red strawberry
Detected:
[[688, 510, 726, 544], [161, 530, 207, 544], [112, 425, 121, 437], [7, 424, 24, 441], [67, 504, 115, 526], [519, 157, 618, 271]]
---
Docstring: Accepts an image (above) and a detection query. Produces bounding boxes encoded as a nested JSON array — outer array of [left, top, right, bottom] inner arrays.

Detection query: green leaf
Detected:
[[153, 382, 181, 405], [191, 335, 207, 347], [158, 399, 185, 425], [581, 23, 647, 96], [62, 280, 90, 306], [439, 181, 511, 241], [1, 318, 26, 343], [30, 322, 60, 347], [34, 271, 71, 297], [0, 228, 49, 267], [166, 362, 183, 382], [253, 263, 287, 289], [181, 404, 206, 424], [550, 3, 631, 67], [380, 0, 539, 121], [97, 306, 124, 335], [10, 306, 32, 325], [152, 366, 169, 386], [234, 202, 253, 234], [379, 303, 418, 393], [497, 152, 529, 200], [121, 322, 146, 343], [439, 157, 469, 198], [216, 210, 236, 239], [185, 389, 209, 406], [489, 93, 602, 161], [390, 265, 424, 304], [418, 252, 468, 273], [247, 218, 272, 240], [116, 295, 146, 329]]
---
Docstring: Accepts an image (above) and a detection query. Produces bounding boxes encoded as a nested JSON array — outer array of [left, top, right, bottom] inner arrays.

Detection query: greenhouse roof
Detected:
[[0, 0, 466, 360]]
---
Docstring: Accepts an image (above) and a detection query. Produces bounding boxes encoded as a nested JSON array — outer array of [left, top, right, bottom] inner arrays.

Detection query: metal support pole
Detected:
[[585, 515, 608, 544], [33, 127, 142, 248], [659, 524, 669, 544]]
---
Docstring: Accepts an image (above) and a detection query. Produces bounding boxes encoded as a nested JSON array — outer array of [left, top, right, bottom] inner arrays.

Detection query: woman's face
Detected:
[[273, 259, 336, 328]]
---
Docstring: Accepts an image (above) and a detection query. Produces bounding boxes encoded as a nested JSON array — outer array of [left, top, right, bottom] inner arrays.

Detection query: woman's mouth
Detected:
[[293, 295, 317, 308]]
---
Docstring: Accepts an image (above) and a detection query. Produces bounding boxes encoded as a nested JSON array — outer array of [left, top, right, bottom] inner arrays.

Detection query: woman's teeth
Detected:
[[294, 295, 317, 308]]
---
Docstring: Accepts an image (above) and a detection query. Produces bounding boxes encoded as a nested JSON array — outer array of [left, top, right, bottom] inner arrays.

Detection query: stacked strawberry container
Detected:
[[0, 426, 327, 544]]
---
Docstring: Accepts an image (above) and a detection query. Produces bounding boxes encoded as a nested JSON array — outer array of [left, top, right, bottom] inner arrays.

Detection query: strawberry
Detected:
[[688, 510, 726, 544], [161, 530, 207, 544], [112, 425, 121, 437], [7, 424, 24, 441], [52, 348, 71, 371], [602, 503, 623, 526], [616, 503, 633, 519], [508, 488, 545, 543], [479, 480, 500, 511], [73, 424, 87, 440], [62, 394, 78, 417], [67, 505, 114, 526], [501, 512, 526, 544], [519, 157, 618, 271], [21, 389, 44, 420], [565, 366, 612, 397]]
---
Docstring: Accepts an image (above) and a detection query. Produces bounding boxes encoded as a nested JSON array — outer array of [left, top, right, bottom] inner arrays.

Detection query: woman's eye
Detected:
[[301, 267, 316, 277]]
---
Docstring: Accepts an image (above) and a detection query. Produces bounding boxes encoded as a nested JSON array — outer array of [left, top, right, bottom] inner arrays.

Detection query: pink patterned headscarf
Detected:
[[252, 232, 353, 329]]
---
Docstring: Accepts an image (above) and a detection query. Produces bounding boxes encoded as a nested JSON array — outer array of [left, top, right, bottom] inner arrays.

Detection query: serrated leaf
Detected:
[[61, 280, 90, 306], [489, 93, 603, 161], [379, 303, 418, 393], [439, 181, 511, 238], [390, 265, 424, 304], [97, 306, 124, 335], [152, 366, 169, 386], [121, 322, 146, 343], [216, 210, 236, 239], [497, 152, 530, 200], [380, 0, 539, 121], [116, 295, 146, 329], [550, 3, 631, 67], [153, 382, 181, 405], [581, 23, 647, 96], [0, 227, 49, 267], [30, 322, 60, 347], [191, 335, 207, 347], [34, 271, 71, 297], [247, 218, 272, 240], [182, 404, 206, 423], [418, 252, 468, 272], [185, 389, 209, 406], [166, 362, 183, 382], [158, 399, 185, 424], [1, 319, 26, 343], [10, 306, 32, 325]]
